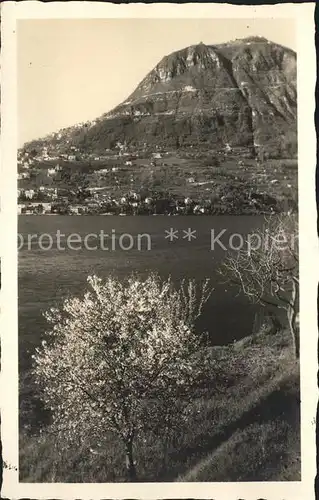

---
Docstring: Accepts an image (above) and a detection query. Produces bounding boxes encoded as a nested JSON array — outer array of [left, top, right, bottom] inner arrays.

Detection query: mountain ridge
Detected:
[[21, 37, 297, 158]]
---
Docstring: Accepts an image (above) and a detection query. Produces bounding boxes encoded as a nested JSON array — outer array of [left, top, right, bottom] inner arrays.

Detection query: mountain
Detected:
[[23, 37, 297, 157]]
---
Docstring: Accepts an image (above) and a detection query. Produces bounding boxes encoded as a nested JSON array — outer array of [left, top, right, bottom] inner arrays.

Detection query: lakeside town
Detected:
[[17, 141, 297, 216]]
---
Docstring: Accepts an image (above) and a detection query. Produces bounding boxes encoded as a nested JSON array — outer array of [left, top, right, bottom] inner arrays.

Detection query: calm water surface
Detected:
[[19, 215, 266, 371]]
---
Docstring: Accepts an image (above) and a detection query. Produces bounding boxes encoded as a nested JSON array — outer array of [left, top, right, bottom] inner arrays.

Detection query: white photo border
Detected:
[[1, 2, 317, 499]]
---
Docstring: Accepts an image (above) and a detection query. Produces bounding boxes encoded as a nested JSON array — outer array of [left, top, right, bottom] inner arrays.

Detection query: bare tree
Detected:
[[220, 215, 299, 358], [33, 274, 211, 481]]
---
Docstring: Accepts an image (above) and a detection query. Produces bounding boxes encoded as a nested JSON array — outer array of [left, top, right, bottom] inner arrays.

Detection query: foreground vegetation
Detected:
[[19, 218, 300, 482], [20, 327, 300, 482]]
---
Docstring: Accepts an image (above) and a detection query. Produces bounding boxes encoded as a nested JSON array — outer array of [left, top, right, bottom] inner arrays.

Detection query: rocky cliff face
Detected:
[[25, 37, 297, 157]]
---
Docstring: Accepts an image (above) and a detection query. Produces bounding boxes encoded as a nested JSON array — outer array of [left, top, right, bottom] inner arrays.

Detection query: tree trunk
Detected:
[[125, 437, 137, 482], [287, 280, 299, 359], [288, 308, 300, 359]]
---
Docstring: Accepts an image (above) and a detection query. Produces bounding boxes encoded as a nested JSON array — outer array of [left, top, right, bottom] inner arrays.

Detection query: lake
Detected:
[[18, 215, 267, 372]]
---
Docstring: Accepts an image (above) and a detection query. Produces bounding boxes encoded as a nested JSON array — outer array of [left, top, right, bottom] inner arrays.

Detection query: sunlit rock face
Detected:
[[24, 37, 297, 157]]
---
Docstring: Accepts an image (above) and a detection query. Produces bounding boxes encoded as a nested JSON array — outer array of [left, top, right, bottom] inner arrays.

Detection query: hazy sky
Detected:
[[18, 18, 295, 146]]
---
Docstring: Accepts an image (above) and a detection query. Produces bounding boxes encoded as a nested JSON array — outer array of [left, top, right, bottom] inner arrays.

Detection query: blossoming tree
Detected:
[[33, 274, 211, 481]]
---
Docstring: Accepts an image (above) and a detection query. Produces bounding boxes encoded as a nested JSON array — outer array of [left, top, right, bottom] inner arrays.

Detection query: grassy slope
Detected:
[[177, 371, 300, 482], [19, 329, 300, 482]]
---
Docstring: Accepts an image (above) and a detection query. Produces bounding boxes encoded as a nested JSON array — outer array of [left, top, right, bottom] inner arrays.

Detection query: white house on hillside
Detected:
[[25, 189, 35, 199], [18, 172, 30, 180]]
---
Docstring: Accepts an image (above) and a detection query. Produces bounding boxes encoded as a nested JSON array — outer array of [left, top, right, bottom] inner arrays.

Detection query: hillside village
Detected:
[[17, 140, 297, 216]]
